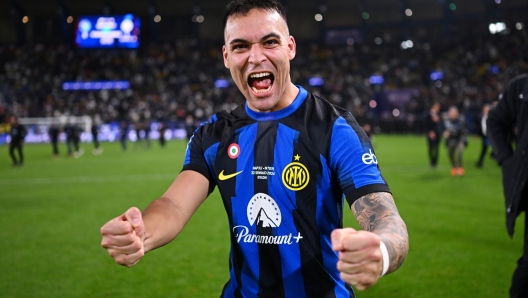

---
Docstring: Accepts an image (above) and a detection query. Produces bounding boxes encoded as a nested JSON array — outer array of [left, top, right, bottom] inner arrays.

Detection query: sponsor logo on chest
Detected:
[[232, 193, 303, 245]]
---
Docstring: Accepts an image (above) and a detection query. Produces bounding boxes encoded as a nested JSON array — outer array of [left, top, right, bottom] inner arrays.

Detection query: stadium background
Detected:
[[1, 0, 527, 297]]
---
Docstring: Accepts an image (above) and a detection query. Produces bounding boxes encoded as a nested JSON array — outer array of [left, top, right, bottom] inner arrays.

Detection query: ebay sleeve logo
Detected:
[[361, 149, 378, 165]]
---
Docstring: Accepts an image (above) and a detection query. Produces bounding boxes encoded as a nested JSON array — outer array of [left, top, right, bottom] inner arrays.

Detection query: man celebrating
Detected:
[[100, 1, 409, 296]]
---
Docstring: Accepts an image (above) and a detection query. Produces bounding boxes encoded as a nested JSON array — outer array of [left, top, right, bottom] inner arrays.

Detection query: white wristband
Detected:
[[379, 241, 390, 277]]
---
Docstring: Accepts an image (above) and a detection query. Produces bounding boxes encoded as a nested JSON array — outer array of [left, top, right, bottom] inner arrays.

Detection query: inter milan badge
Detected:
[[228, 143, 240, 159], [282, 154, 310, 191]]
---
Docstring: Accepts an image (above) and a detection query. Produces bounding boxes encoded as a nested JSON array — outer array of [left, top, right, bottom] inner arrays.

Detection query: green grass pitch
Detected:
[[0, 135, 524, 297]]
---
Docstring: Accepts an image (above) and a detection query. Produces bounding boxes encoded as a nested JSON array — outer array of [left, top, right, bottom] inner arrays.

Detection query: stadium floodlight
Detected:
[[400, 40, 413, 50], [308, 77, 324, 86], [314, 14, 323, 22], [516, 22, 524, 30], [62, 80, 130, 91], [490, 65, 499, 74], [193, 15, 204, 23], [369, 75, 384, 85], [430, 71, 444, 81], [214, 79, 230, 88], [489, 22, 507, 34]]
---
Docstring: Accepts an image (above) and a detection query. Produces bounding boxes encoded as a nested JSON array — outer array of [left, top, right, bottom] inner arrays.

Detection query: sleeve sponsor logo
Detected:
[[361, 149, 378, 165]]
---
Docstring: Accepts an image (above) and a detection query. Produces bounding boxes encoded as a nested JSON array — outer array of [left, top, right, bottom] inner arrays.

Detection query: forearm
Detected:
[[351, 192, 409, 274], [142, 170, 210, 253], [142, 196, 188, 253]]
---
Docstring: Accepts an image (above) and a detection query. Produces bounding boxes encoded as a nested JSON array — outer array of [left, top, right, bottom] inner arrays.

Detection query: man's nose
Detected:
[[248, 44, 266, 65]]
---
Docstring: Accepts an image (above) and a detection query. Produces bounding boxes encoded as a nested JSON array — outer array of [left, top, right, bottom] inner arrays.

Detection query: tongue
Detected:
[[251, 78, 272, 89]]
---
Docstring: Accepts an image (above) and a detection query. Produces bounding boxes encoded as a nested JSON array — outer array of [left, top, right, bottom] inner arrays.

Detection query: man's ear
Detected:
[[223, 45, 230, 69], [288, 36, 296, 60]]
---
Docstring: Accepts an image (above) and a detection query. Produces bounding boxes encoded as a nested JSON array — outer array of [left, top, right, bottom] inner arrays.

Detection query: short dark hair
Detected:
[[223, 0, 287, 33]]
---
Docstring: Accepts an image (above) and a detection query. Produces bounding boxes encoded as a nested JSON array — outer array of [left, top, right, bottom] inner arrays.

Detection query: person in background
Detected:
[[65, 122, 83, 158], [48, 123, 60, 158], [8, 115, 26, 167], [476, 104, 491, 168], [143, 118, 151, 149], [443, 106, 467, 176], [487, 73, 528, 298], [425, 102, 442, 168], [184, 114, 196, 141], [134, 121, 143, 150], [91, 121, 103, 155], [119, 120, 128, 151], [158, 121, 167, 148], [72, 124, 83, 158]]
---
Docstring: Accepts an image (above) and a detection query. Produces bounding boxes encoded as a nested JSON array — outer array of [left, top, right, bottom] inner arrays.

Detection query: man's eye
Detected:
[[233, 44, 247, 50], [264, 40, 278, 46]]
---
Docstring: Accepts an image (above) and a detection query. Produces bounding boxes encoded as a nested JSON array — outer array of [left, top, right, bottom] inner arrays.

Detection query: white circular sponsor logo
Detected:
[[247, 193, 281, 228], [228, 143, 240, 159], [361, 149, 378, 165]]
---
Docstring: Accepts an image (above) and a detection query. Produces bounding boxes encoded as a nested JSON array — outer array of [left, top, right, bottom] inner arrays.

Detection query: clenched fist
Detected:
[[331, 228, 384, 291], [100, 207, 145, 267]]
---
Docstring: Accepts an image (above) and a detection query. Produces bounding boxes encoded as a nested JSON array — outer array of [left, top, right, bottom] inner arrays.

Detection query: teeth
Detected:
[[251, 85, 272, 93], [250, 72, 271, 78]]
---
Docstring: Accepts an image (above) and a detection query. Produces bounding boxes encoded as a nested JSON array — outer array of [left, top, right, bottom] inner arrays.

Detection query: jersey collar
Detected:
[[245, 85, 308, 121]]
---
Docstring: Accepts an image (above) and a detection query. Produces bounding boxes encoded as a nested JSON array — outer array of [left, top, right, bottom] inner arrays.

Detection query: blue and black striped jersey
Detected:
[[183, 86, 391, 298]]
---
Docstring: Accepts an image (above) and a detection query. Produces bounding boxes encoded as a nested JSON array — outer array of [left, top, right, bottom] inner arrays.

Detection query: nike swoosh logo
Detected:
[[218, 170, 243, 181]]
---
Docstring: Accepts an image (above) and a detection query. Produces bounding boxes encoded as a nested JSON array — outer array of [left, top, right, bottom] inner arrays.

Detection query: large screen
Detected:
[[75, 14, 140, 48]]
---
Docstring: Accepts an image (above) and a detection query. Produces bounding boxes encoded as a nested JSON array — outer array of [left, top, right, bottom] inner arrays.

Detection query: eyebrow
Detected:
[[229, 33, 282, 45]]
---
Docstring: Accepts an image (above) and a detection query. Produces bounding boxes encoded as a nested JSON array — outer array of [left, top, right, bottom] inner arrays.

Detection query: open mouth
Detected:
[[247, 72, 274, 94]]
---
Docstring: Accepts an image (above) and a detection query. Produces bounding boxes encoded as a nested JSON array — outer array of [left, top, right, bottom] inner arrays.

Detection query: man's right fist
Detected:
[[100, 207, 145, 267]]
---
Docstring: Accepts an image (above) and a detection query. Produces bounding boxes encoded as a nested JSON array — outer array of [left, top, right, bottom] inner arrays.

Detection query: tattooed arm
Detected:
[[331, 192, 408, 290], [351, 192, 408, 273]]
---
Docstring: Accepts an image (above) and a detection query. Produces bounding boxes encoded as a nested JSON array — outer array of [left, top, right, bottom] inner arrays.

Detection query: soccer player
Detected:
[[475, 104, 490, 168], [119, 120, 128, 151], [158, 121, 167, 148], [100, 1, 409, 296], [443, 106, 467, 176], [425, 102, 442, 168], [8, 115, 26, 166], [64, 122, 83, 158], [48, 123, 60, 158], [91, 121, 103, 155]]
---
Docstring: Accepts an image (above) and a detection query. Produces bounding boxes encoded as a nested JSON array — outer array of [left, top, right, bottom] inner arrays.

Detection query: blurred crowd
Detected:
[[1, 29, 528, 134]]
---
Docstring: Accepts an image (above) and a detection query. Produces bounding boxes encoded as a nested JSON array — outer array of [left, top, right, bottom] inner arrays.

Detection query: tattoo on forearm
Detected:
[[352, 192, 409, 273]]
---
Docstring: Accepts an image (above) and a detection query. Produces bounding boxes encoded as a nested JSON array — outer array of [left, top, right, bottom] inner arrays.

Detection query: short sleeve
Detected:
[[329, 115, 391, 207], [181, 126, 217, 193]]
